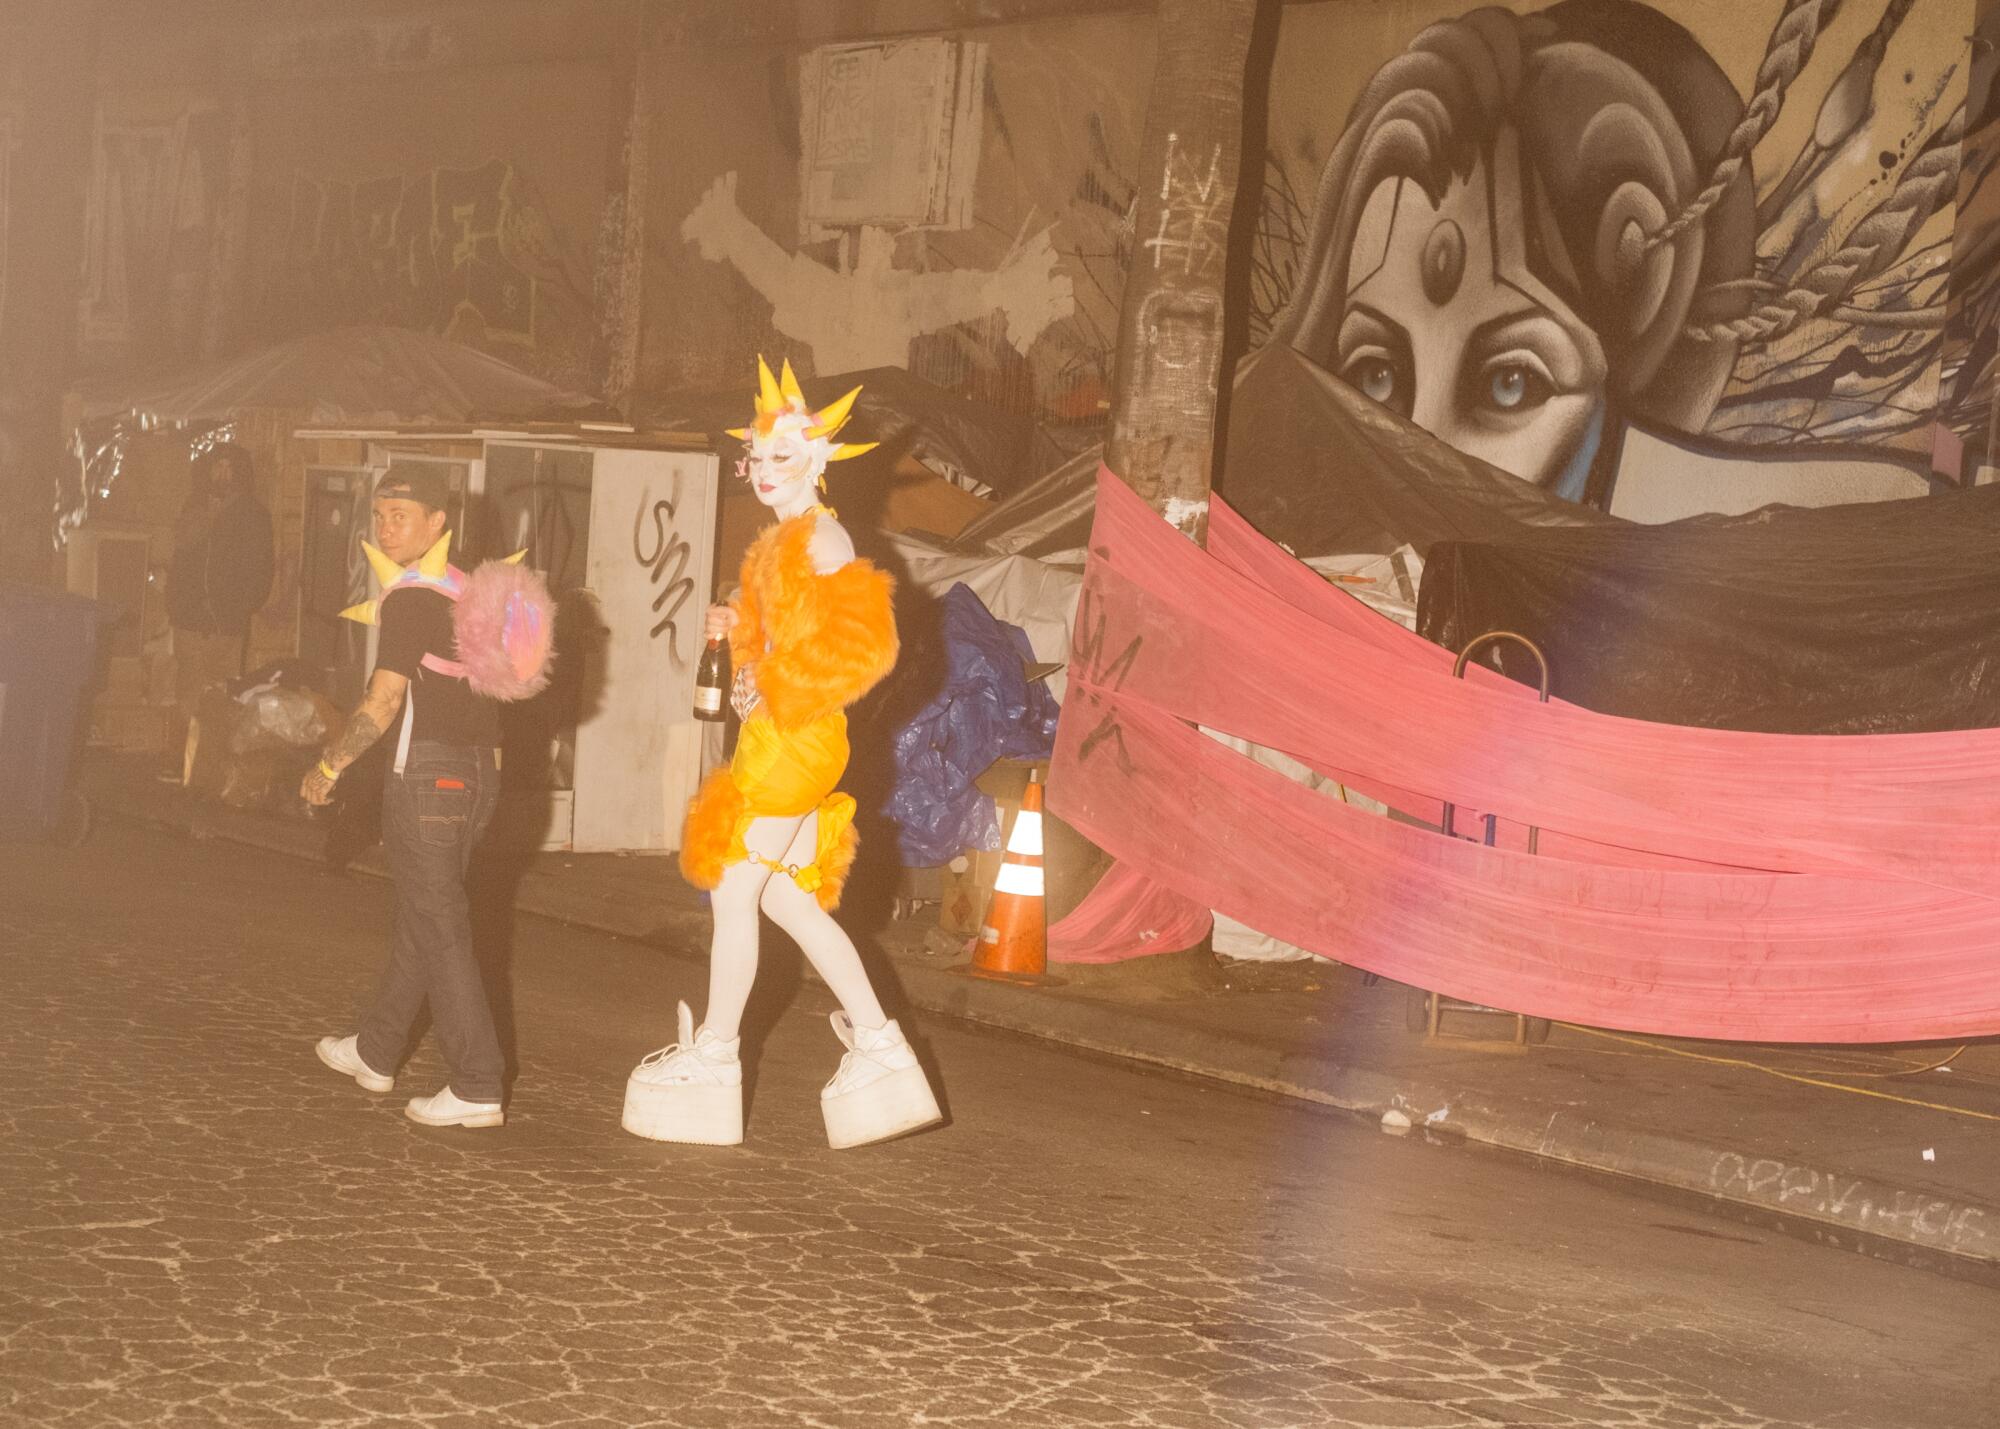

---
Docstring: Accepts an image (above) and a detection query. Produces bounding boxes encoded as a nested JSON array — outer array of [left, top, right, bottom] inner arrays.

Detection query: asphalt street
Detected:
[[2, 823, 1993, 1429]]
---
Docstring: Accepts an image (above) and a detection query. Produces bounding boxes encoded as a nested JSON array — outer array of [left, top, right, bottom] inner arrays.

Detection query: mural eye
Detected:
[[1344, 356, 1402, 409], [1482, 362, 1552, 413], [1359, 360, 1396, 404]]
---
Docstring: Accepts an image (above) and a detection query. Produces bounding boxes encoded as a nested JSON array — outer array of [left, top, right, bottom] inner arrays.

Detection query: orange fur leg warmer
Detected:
[[811, 796, 861, 912], [678, 768, 745, 891]]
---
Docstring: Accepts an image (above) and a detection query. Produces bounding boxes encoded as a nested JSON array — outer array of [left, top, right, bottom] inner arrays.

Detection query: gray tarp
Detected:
[[949, 447, 1101, 559], [63, 325, 609, 540], [633, 366, 1036, 502], [75, 325, 609, 425]]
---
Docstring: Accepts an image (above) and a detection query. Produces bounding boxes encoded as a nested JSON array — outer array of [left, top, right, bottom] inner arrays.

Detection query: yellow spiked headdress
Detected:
[[725, 357, 878, 481]]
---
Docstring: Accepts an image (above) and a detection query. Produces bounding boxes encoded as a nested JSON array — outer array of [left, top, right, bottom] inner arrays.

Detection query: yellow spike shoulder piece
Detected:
[[416, 530, 452, 581], [341, 541, 405, 625], [362, 541, 405, 591]]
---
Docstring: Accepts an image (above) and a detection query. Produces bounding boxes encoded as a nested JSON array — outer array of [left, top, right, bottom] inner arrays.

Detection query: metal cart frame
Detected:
[[1409, 630, 1553, 1047]]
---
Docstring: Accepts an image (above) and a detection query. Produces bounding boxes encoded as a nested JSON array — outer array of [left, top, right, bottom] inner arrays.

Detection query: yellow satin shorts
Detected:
[[721, 712, 855, 893]]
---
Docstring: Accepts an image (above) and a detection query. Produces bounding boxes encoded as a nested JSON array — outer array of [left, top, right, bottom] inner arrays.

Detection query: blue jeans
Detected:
[[357, 743, 503, 1103]]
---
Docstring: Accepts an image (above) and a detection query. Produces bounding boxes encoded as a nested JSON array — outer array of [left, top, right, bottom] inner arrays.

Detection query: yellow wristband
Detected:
[[317, 759, 341, 781]]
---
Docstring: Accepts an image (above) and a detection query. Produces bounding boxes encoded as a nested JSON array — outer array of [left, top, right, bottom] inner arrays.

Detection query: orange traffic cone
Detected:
[[970, 773, 1052, 982]]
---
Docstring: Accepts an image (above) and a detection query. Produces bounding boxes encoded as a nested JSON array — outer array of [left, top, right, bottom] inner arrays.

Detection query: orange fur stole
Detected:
[[729, 511, 898, 729]]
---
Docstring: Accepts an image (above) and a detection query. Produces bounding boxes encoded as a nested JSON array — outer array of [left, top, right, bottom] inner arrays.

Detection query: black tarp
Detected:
[[1221, 345, 1618, 556], [1418, 492, 2000, 733], [631, 366, 1036, 501], [1222, 345, 2000, 735]]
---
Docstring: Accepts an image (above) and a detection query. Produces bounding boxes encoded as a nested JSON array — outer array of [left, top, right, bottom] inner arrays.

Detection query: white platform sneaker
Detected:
[[821, 1012, 943, 1149], [622, 1001, 744, 1145]]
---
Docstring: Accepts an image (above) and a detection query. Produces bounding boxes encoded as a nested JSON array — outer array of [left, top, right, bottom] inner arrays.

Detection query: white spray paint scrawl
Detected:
[[681, 171, 1074, 374]]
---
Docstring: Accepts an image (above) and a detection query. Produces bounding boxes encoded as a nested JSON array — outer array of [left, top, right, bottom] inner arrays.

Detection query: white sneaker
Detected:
[[405, 1087, 505, 1129], [621, 1001, 744, 1145], [316, 1034, 394, 1093], [821, 1013, 942, 1149]]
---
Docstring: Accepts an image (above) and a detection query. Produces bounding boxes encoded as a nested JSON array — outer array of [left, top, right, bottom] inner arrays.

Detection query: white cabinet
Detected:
[[479, 441, 719, 853], [572, 446, 719, 852]]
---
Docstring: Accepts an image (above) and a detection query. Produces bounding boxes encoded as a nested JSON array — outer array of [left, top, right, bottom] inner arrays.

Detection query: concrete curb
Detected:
[[115, 796, 2000, 1282], [885, 960, 1999, 1279]]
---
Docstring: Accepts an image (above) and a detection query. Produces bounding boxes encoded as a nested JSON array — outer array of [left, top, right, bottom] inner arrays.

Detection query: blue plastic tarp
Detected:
[[884, 583, 1059, 866]]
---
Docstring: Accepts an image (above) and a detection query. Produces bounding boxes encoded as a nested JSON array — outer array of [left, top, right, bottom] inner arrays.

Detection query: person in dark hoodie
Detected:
[[167, 442, 274, 753]]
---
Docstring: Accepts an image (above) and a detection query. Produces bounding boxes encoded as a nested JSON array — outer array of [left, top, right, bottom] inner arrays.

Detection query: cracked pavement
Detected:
[[1, 823, 1992, 1428]]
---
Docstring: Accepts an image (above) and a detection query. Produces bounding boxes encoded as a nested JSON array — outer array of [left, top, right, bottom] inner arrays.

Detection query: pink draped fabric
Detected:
[[1047, 860, 1211, 964], [1046, 470, 2000, 1041]]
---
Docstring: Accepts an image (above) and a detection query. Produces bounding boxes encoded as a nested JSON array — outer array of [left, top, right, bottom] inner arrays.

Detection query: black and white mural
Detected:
[[1258, 0, 1981, 519]]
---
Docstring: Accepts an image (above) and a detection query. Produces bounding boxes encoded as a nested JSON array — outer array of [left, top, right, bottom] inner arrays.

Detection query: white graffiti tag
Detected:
[[1143, 132, 1228, 275], [680, 171, 1074, 372]]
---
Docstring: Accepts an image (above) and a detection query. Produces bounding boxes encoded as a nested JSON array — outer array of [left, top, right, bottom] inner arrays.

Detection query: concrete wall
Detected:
[[0, 3, 94, 587], [239, 48, 619, 395], [641, 11, 1154, 432], [77, 0, 635, 394]]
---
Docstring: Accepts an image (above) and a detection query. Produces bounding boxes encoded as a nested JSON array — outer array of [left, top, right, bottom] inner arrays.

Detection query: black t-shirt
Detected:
[[375, 587, 500, 749]]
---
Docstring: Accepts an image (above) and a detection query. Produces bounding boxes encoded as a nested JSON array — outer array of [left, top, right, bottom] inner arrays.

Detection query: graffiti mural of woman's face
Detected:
[[1337, 133, 1607, 493]]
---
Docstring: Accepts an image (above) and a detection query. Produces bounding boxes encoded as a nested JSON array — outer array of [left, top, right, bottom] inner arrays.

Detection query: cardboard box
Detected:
[[936, 757, 1047, 936], [973, 757, 1045, 809], [938, 846, 1004, 936]]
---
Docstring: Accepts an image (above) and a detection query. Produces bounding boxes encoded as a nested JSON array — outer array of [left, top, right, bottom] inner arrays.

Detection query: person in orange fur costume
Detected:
[[621, 360, 943, 1150], [675, 509, 896, 908]]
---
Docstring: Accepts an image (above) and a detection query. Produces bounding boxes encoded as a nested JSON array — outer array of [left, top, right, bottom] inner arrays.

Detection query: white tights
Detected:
[[700, 809, 887, 1042]]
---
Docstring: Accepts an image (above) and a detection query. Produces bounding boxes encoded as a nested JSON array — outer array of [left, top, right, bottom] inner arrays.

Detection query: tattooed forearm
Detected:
[[304, 675, 403, 804], [321, 673, 407, 774], [324, 708, 389, 772]]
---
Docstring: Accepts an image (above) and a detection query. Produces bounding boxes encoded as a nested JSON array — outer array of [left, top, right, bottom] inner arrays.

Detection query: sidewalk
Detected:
[[88, 752, 2000, 1282]]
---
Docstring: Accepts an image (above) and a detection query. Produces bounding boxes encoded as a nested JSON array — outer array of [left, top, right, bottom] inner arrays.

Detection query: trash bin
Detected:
[[0, 584, 101, 845]]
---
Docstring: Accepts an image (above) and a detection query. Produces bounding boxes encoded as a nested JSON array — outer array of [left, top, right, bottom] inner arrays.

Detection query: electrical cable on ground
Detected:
[[1558, 1025, 2000, 1124]]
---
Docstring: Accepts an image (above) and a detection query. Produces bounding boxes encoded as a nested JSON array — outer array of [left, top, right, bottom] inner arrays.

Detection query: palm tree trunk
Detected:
[[1103, 0, 1261, 545]]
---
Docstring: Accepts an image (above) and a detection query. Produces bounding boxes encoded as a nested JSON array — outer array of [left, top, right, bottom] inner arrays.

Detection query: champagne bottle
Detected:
[[693, 634, 728, 721]]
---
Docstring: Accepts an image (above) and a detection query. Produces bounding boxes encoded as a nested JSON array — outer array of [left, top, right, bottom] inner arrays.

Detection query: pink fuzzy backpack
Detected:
[[410, 557, 556, 701]]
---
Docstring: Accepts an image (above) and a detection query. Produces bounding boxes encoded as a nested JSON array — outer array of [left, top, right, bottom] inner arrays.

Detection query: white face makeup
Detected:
[[1338, 138, 1608, 492], [742, 415, 828, 517]]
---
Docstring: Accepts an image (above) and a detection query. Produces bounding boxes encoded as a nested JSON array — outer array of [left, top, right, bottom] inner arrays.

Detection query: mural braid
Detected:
[[1648, 0, 1845, 253], [1693, 108, 1962, 345]]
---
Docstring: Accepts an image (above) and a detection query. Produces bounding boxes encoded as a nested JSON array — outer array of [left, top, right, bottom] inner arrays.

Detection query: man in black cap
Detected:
[[303, 466, 508, 1130]]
